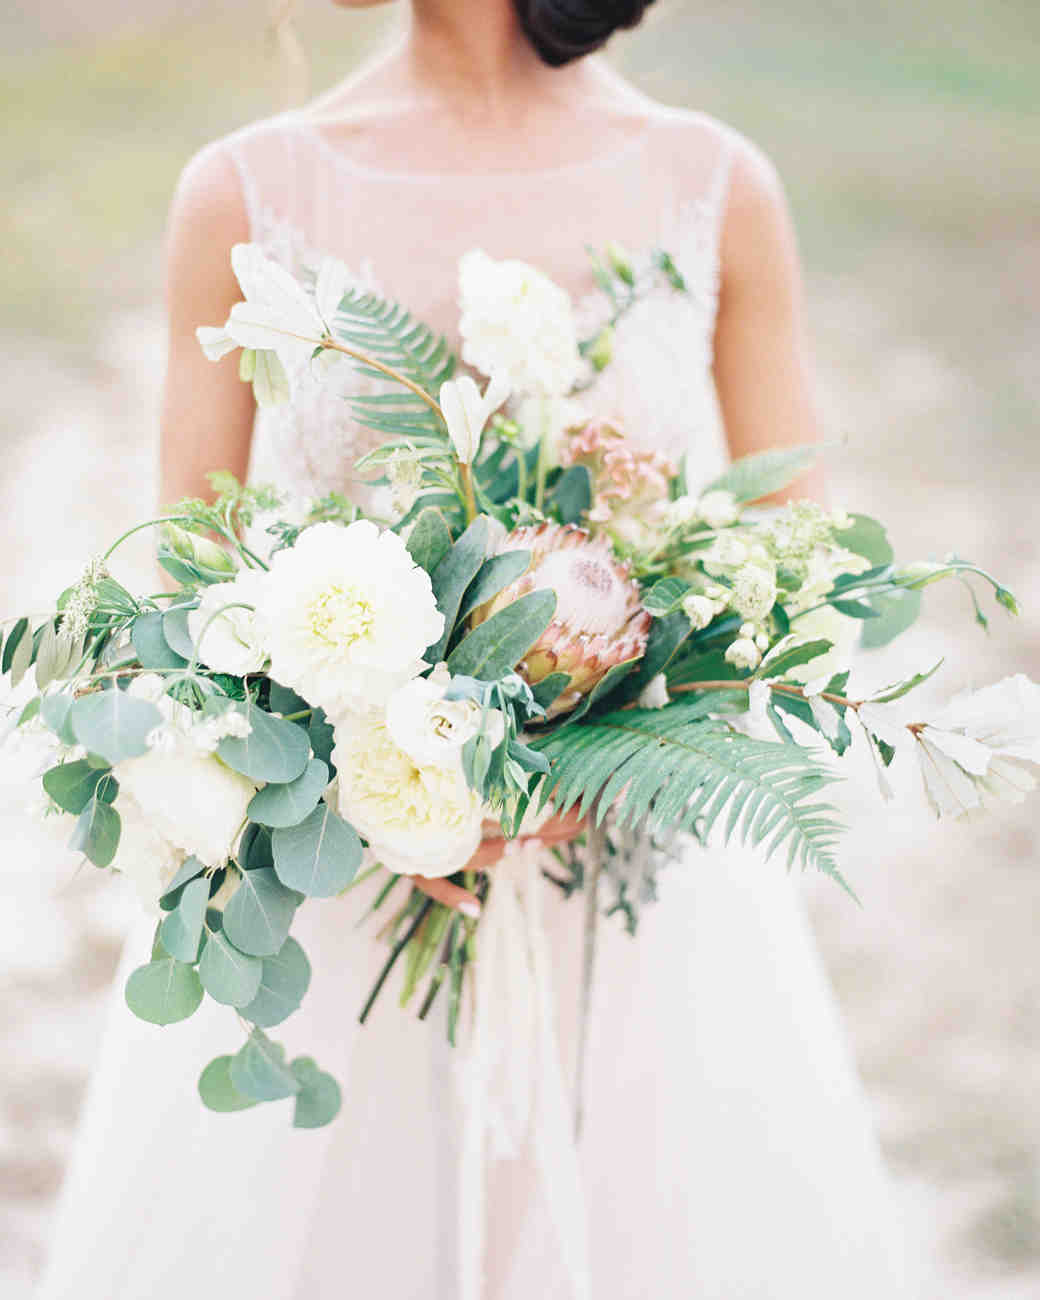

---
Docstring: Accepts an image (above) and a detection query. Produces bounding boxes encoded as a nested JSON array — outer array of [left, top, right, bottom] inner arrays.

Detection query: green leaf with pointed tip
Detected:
[[247, 759, 329, 829], [198, 930, 263, 1007], [198, 1055, 259, 1113], [159, 856, 206, 904], [425, 515, 490, 663], [860, 588, 922, 649], [758, 639, 833, 682], [641, 577, 691, 616], [8, 620, 35, 687], [291, 1056, 342, 1128], [869, 657, 944, 704], [69, 688, 162, 765], [69, 794, 121, 867], [271, 804, 362, 898], [2, 618, 28, 675], [42, 759, 109, 815], [548, 464, 591, 525], [159, 877, 209, 962], [457, 551, 532, 623], [704, 444, 820, 502], [230, 1030, 300, 1102], [131, 611, 189, 670], [240, 937, 312, 1028], [834, 513, 894, 567], [405, 507, 453, 574], [222, 867, 300, 957], [217, 703, 311, 784], [162, 606, 196, 659], [447, 589, 556, 681], [531, 672, 571, 711], [125, 957, 204, 1025]]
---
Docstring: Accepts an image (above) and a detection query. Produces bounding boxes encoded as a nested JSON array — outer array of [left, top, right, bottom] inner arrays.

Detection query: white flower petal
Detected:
[[916, 736, 983, 819], [195, 325, 238, 361], [918, 725, 991, 776], [314, 256, 351, 326]]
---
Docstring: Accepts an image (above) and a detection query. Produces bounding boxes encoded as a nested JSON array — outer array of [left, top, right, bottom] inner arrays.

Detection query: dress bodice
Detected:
[[207, 103, 736, 502]]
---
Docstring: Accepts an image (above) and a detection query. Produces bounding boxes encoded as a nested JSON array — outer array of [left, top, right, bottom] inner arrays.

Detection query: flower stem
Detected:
[[322, 339, 445, 423], [574, 811, 605, 1140], [358, 895, 434, 1026], [460, 463, 478, 523]]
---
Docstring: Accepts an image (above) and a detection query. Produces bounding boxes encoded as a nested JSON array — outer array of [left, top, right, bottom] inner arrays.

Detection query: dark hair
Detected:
[[513, 1, 656, 67]]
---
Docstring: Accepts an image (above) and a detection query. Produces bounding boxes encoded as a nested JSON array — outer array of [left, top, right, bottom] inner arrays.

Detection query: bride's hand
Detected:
[[410, 807, 586, 917]]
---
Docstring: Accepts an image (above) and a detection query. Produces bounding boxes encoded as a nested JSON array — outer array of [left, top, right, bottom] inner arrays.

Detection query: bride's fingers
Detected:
[[410, 875, 483, 918]]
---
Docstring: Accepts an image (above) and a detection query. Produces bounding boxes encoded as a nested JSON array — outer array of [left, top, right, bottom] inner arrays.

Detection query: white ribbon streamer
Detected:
[[457, 841, 591, 1300]]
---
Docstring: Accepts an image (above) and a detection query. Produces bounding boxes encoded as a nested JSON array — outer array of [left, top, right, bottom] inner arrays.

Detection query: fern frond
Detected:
[[329, 288, 456, 440], [531, 695, 848, 886]]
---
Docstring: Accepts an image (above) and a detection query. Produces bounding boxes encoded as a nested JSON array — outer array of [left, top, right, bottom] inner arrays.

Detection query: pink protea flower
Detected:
[[560, 419, 676, 548], [472, 521, 651, 718]]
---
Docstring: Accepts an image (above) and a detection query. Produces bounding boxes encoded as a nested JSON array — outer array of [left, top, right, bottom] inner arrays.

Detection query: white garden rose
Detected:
[[458, 248, 583, 397], [108, 792, 186, 915], [333, 712, 484, 879], [188, 570, 268, 676], [386, 666, 504, 772], [256, 520, 444, 717]]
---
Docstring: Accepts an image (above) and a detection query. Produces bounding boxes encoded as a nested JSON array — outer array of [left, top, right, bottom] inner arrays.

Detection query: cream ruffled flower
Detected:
[[188, 570, 268, 677], [458, 248, 583, 397], [332, 711, 484, 879], [386, 666, 504, 772], [257, 520, 444, 717]]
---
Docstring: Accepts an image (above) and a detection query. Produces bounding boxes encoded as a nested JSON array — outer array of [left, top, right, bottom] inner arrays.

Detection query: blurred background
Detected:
[[1, 0, 1037, 1294]]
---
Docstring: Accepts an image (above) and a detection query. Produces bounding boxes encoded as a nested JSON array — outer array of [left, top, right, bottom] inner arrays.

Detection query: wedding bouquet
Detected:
[[5, 239, 1037, 1130]]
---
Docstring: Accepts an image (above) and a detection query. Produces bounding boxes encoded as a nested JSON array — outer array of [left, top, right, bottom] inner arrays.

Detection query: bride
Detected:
[[37, 2, 914, 1296]]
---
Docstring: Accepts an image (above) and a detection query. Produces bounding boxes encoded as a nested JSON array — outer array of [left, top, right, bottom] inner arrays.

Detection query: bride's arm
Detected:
[[713, 141, 829, 503], [159, 147, 255, 507]]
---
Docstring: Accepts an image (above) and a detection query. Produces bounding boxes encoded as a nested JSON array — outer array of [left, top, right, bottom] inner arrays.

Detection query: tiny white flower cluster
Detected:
[[61, 556, 110, 644]]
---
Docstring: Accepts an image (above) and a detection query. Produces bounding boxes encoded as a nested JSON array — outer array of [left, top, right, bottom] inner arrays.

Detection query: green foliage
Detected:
[[159, 856, 205, 907], [457, 551, 531, 623], [271, 803, 362, 898], [69, 688, 161, 764], [198, 929, 263, 1007], [617, 610, 692, 703], [198, 1055, 259, 1113], [547, 465, 591, 525], [869, 657, 944, 703], [230, 1030, 300, 1103], [425, 515, 490, 664], [131, 611, 188, 670], [532, 672, 571, 710], [860, 587, 922, 648], [69, 793, 121, 868], [217, 703, 312, 784], [40, 693, 77, 745], [158, 877, 209, 962], [161, 606, 196, 659], [247, 759, 330, 829], [125, 956, 204, 1025], [532, 695, 847, 884], [757, 639, 833, 680], [1, 618, 29, 676], [329, 286, 455, 438], [641, 577, 691, 617], [222, 867, 301, 958], [446, 590, 556, 681], [703, 444, 820, 502], [835, 513, 895, 567], [291, 1057, 343, 1129], [240, 937, 312, 1029], [405, 507, 453, 573], [42, 758, 111, 814]]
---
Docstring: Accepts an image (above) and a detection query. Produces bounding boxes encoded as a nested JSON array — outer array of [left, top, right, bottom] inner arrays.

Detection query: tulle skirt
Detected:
[[37, 842, 914, 1299]]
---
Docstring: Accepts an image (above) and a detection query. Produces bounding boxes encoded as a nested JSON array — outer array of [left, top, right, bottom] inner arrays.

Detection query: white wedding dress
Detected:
[[37, 103, 914, 1299]]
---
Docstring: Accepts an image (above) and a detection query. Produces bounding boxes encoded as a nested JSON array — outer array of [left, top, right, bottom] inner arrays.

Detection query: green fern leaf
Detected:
[[531, 695, 849, 888]]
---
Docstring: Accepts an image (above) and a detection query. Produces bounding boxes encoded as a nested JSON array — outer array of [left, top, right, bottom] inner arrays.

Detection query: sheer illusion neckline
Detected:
[[294, 115, 653, 185]]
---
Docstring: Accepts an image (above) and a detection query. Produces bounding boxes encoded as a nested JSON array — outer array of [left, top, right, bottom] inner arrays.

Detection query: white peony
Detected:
[[333, 712, 484, 879], [458, 248, 583, 397], [188, 570, 268, 677], [109, 792, 187, 915], [386, 666, 504, 772], [256, 520, 444, 717], [440, 372, 511, 464]]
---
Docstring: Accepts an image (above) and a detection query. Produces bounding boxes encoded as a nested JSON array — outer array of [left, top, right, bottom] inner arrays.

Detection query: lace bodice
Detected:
[[210, 105, 736, 502]]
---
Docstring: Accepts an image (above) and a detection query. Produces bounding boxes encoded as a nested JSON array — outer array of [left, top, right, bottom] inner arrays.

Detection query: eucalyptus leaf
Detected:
[[425, 515, 490, 663], [42, 759, 109, 815], [69, 688, 162, 765], [217, 703, 311, 784], [291, 1056, 342, 1128], [39, 693, 77, 746], [240, 937, 312, 1028], [834, 514, 894, 567], [159, 856, 206, 906], [131, 611, 189, 670], [198, 1055, 259, 1113], [162, 606, 197, 660], [222, 867, 300, 957], [457, 551, 531, 623], [860, 588, 922, 649], [405, 507, 453, 574], [704, 445, 819, 502], [446, 589, 556, 681], [199, 930, 263, 1007], [125, 957, 204, 1025], [230, 1030, 300, 1102], [272, 804, 362, 898], [34, 620, 61, 690], [830, 598, 880, 619], [69, 795, 121, 868], [247, 759, 330, 829], [159, 877, 209, 963]]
